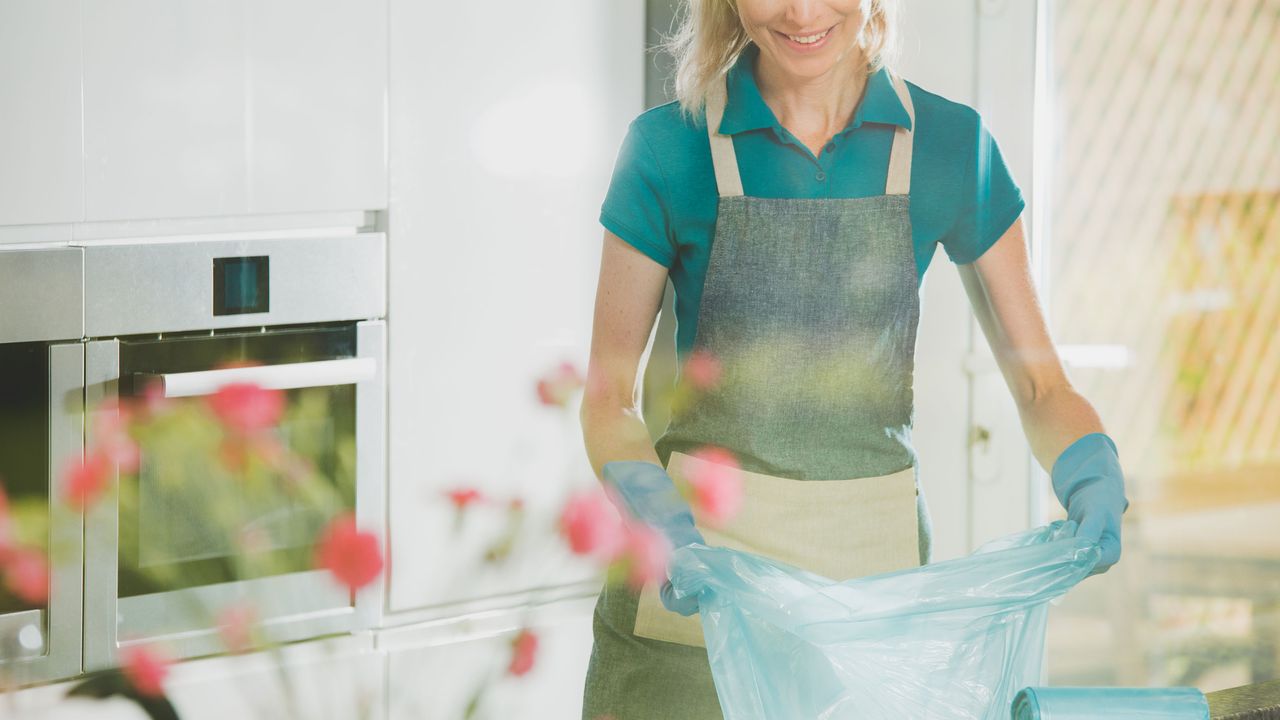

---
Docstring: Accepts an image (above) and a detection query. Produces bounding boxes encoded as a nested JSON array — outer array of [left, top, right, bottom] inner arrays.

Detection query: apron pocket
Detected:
[[632, 450, 921, 648]]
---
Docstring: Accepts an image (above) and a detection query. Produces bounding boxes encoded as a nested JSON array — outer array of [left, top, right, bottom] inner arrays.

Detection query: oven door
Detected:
[[0, 341, 84, 685], [84, 320, 384, 670]]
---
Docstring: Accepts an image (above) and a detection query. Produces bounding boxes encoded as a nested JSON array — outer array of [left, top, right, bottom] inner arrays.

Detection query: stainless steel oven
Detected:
[[81, 233, 386, 670], [0, 246, 85, 684]]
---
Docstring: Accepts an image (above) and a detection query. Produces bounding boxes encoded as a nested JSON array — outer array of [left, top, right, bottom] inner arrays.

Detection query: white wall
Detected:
[[895, 0, 983, 562], [385, 1, 647, 613]]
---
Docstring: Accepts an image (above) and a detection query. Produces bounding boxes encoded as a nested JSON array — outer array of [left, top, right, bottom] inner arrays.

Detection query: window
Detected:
[[1041, 0, 1280, 690]]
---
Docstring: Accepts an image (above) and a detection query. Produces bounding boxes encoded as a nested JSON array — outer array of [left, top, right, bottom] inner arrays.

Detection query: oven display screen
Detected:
[[213, 256, 269, 316]]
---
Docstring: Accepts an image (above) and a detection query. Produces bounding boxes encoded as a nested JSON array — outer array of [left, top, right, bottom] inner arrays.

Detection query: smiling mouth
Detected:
[[777, 24, 835, 46]]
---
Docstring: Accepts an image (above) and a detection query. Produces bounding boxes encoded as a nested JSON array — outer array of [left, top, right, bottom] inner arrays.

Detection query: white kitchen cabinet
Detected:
[[383, 599, 595, 720], [81, 0, 387, 222], [82, 0, 250, 221], [0, 0, 83, 226], [246, 0, 387, 214], [386, 0, 646, 612]]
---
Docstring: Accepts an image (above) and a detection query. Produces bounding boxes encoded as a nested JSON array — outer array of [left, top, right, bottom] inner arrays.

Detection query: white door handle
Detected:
[[134, 357, 376, 398]]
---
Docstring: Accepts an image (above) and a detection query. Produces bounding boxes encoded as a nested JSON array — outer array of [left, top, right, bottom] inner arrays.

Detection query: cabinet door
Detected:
[[386, 0, 645, 612], [0, 0, 83, 226], [83, 0, 249, 221], [247, 0, 387, 214], [82, 0, 388, 222]]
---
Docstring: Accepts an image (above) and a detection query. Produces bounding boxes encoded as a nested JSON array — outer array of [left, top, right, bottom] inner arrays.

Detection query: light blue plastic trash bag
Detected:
[[667, 520, 1100, 720], [1011, 686, 1210, 719]]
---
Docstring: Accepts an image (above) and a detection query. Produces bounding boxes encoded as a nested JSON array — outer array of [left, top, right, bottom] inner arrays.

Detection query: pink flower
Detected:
[[215, 602, 257, 654], [682, 350, 723, 390], [535, 361, 585, 408], [207, 382, 284, 435], [558, 490, 625, 559], [445, 488, 484, 510], [507, 628, 539, 677], [137, 380, 171, 418], [121, 643, 172, 698], [92, 400, 139, 473], [314, 512, 383, 593], [4, 547, 49, 604], [687, 447, 744, 527], [60, 450, 112, 510], [622, 524, 671, 590]]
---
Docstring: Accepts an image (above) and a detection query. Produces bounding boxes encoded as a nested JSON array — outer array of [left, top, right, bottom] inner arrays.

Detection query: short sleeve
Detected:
[[938, 115, 1026, 265], [599, 119, 677, 268]]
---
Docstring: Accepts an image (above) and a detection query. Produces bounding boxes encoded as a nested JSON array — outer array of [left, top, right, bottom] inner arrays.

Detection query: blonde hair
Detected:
[[657, 0, 900, 123]]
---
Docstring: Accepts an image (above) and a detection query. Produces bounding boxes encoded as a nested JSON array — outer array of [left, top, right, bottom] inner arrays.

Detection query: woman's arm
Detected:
[[961, 216, 1129, 572], [956, 215, 1103, 472], [580, 230, 708, 612], [579, 230, 671, 478]]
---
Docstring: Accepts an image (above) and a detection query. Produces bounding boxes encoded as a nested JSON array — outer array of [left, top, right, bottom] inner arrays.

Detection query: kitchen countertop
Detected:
[[1208, 679, 1280, 719]]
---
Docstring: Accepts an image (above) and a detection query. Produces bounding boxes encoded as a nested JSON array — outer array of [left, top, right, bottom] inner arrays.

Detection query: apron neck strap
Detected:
[[884, 69, 915, 196], [706, 75, 745, 198], [704, 68, 917, 199]]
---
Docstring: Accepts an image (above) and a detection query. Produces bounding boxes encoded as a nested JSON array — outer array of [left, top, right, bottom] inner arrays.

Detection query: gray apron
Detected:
[[582, 68, 933, 720]]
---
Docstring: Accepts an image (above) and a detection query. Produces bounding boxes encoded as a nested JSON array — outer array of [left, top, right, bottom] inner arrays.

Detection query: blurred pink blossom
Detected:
[[121, 643, 172, 698], [507, 628, 539, 677], [3, 546, 49, 604], [558, 489, 624, 560], [207, 382, 284, 435], [535, 361, 585, 408], [137, 380, 171, 418], [314, 512, 383, 593], [215, 602, 257, 654], [60, 450, 111, 510], [92, 400, 139, 473], [445, 487, 484, 510], [682, 350, 723, 390], [687, 447, 744, 527], [622, 523, 670, 590]]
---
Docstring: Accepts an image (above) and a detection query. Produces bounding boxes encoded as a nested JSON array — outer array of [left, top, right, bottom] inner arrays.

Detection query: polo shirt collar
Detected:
[[717, 42, 912, 136]]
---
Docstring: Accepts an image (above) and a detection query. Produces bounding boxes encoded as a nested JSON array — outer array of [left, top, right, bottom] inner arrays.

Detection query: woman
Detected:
[[578, 1, 1129, 717]]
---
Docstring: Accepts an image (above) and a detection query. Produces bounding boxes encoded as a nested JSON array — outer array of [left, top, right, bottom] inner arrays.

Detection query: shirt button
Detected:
[[815, 171, 827, 181], [824, 143, 835, 153]]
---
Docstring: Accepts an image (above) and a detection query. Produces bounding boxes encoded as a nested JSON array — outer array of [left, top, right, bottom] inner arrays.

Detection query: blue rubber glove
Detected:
[[601, 460, 704, 616], [1050, 433, 1130, 576]]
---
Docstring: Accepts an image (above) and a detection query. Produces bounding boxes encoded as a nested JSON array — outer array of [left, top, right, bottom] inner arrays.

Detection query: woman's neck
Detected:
[[753, 47, 870, 143]]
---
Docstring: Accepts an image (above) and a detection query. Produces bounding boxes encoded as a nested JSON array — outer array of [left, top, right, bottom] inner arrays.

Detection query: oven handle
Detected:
[[132, 358, 377, 398]]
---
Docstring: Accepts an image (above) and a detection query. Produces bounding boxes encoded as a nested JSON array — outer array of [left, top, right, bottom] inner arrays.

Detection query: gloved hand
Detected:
[[601, 460, 704, 616], [1050, 433, 1130, 576]]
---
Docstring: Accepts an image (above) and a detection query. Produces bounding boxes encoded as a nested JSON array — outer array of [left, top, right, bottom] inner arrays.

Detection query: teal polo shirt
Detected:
[[600, 42, 1025, 360]]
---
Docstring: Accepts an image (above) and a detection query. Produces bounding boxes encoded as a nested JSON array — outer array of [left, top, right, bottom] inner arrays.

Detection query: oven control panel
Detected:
[[213, 255, 269, 316]]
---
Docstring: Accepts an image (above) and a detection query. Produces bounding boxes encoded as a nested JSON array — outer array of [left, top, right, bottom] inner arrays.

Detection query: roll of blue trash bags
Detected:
[[1011, 686, 1210, 719], [667, 520, 1101, 719]]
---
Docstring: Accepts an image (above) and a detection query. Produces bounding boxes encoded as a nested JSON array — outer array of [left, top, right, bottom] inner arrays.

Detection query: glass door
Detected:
[[116, 324, 359, 599], [83, 320, 385, 670]]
